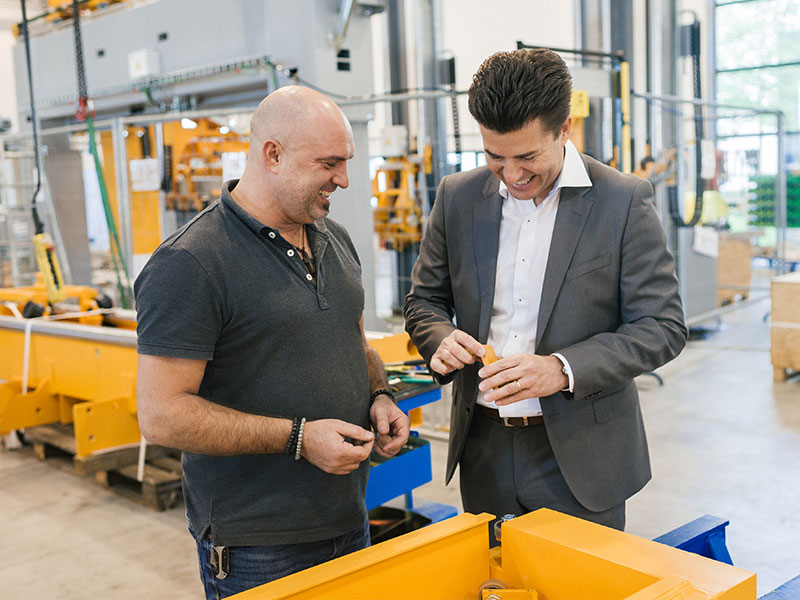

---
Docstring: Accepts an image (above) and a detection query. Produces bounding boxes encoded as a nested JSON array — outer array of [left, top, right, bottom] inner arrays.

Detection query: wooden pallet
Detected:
[[23, 423, 183, 511]]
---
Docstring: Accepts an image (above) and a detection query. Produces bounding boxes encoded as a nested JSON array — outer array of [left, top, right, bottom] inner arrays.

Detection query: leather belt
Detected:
[[476, 404, 544, 427]]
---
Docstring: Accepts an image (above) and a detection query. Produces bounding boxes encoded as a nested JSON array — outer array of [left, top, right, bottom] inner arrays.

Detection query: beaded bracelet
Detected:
[[284, 416, 301, 456], [294, 417, 307, 461], [369, 388, 395, 405]]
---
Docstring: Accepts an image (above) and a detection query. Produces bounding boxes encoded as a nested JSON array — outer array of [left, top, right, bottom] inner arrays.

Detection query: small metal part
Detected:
[[494, 514, 516, 542], [477, 578, 509, 600], [210, 545, 229, 579]]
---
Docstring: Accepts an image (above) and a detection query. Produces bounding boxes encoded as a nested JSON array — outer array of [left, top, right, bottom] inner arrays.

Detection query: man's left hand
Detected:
[[369, 396, 410, 457], [478, 354, 568, 406]]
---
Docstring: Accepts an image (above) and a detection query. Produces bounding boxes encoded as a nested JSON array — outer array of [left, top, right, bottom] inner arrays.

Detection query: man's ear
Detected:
[[262, 139, 282, 173], [561, 116, 573, 142]]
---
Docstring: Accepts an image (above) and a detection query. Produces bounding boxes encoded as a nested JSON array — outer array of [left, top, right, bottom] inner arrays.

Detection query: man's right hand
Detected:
[[300, 419, 375, 475], [430, 330, 484, 376]]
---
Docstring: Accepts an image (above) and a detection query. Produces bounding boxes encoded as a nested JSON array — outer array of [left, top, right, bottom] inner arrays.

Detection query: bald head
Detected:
[[232, 86, 354, 227], [249, 86, 351, 152]]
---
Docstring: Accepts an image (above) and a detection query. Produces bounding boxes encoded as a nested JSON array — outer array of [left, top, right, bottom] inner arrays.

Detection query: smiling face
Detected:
[[274, 116, 354, 223], [267, 109, 354, 224], [480, 116, 571, 204]]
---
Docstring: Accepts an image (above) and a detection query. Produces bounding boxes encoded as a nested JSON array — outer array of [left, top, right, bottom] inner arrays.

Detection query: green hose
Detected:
[[86, 116, 133, 308]]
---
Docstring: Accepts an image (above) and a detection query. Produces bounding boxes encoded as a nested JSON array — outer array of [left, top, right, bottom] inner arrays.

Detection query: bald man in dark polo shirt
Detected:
[[135, 86, 409, 599]]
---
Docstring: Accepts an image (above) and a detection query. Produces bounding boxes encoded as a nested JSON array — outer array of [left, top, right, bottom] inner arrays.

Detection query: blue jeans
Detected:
[[191, 519, 370, 599]]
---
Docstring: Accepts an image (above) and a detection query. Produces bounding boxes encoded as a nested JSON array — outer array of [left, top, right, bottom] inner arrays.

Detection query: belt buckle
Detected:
[[502, 416, 529, 427]]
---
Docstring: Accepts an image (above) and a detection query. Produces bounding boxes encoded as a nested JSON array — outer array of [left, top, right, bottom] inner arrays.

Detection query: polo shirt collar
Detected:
[[221, 179, 323, 237]]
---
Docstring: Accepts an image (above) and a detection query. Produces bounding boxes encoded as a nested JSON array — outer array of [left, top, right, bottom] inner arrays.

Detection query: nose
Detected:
[[503, 160, 527, 183], [332, 162, 349, 189]]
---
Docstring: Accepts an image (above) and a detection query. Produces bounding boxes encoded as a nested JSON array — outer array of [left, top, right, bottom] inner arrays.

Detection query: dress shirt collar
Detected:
[[498, 139, 592, 201]]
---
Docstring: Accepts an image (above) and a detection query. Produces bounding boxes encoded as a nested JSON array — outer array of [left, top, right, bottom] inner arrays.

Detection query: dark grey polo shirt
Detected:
[[134, 180, 370, 546]]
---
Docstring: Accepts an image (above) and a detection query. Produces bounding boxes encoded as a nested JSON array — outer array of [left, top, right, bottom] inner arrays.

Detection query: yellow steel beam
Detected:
[[73, 390, 139, 457], [0, 316, 422, 457], [0, 316, 138, 455], [0, 379, 60, 432], [229, 509, 756, 600], [235, 513, 495, 599], [496, 509, 755, 600]]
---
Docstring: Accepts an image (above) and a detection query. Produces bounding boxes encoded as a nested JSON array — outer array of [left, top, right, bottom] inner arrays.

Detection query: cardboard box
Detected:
[[771, 272, 800, 380], [717, 234, 751, 306]]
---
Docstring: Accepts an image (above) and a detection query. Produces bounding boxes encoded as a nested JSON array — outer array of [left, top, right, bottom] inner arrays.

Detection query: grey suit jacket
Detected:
[[404, 154, 687, 512]]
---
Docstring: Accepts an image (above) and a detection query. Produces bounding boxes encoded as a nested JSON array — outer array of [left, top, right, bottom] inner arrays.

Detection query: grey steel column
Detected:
[[111, 117, 133, 281], [386, 0, 411, 128], [776, 112, 787, 274]]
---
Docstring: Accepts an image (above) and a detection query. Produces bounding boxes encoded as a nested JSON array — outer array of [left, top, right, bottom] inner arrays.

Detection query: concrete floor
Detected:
[[1, 297, 798, 598]]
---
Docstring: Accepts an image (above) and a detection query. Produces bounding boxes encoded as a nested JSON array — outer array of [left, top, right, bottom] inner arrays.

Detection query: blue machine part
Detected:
[[366, 436, 433, 510], [653, 514, 734, 565], [759, 574, 800, 599], [366, 383, 457, 523]]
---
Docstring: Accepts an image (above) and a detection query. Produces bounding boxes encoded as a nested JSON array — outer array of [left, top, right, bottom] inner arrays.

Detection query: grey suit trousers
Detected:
[[459, 408, 625, 544]]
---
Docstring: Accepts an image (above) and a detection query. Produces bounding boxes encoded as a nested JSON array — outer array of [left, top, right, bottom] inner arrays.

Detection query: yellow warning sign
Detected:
[[571, 90, 590, 118]]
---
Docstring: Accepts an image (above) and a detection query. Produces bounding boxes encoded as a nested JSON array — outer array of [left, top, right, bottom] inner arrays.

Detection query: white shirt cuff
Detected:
[[551, 353, 574, 393]]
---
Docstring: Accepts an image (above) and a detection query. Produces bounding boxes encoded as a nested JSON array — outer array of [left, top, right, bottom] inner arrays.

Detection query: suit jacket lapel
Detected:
[[473, 174, 503, 342], [536, 185, 593, 347]]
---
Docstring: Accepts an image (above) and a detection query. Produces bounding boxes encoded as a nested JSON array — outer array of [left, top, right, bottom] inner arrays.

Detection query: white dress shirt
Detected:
[[477, 140, 592, 417]]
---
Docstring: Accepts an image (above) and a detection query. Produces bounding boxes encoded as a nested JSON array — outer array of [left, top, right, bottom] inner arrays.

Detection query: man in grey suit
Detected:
[[404, 48, 687, 539]]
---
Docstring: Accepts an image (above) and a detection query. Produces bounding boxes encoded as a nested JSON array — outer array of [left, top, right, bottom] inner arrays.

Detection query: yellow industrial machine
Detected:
[[0, 312, 139, 456], [44, 0, 128, 24], [165, 120, 249, 216], [234, 509, 756, 600], [0, 230, 107, 326], [372, 154, 426, 251], [0, 314, 416, 457]]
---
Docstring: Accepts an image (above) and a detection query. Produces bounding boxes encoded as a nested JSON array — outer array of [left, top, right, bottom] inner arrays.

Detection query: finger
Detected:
[[342, 438, 373, 462], [370, 403, 392, 435], [478, 356, 516, 379], [484, 375, 524, 403], [450, 330, 484, 356], [442, 341, 478, 367], [372, 444, 393, 458], [493, 379, 524, 405], [434, 347, 465, 370], [338, 422, 375, 444], [430, 355, 454, 375], [373, 438, 399, 458], [478, 365, 518, 392], [377, 434, 406, 456]]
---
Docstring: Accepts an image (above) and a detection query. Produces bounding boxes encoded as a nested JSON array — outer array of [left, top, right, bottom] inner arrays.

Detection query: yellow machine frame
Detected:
[[0, 316, 139, 456], [234, 509, 755, 600], [0, 319, 418, 458]]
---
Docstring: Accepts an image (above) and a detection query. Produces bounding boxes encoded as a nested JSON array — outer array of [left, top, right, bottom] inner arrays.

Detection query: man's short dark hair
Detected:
[[468, 48, 572, 136]]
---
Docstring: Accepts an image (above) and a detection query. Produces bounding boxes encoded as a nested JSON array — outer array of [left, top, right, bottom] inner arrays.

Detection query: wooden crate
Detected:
[[771, 272, 800, 381], [23, 423, 183, 510], [717, 233, 752, 306]]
